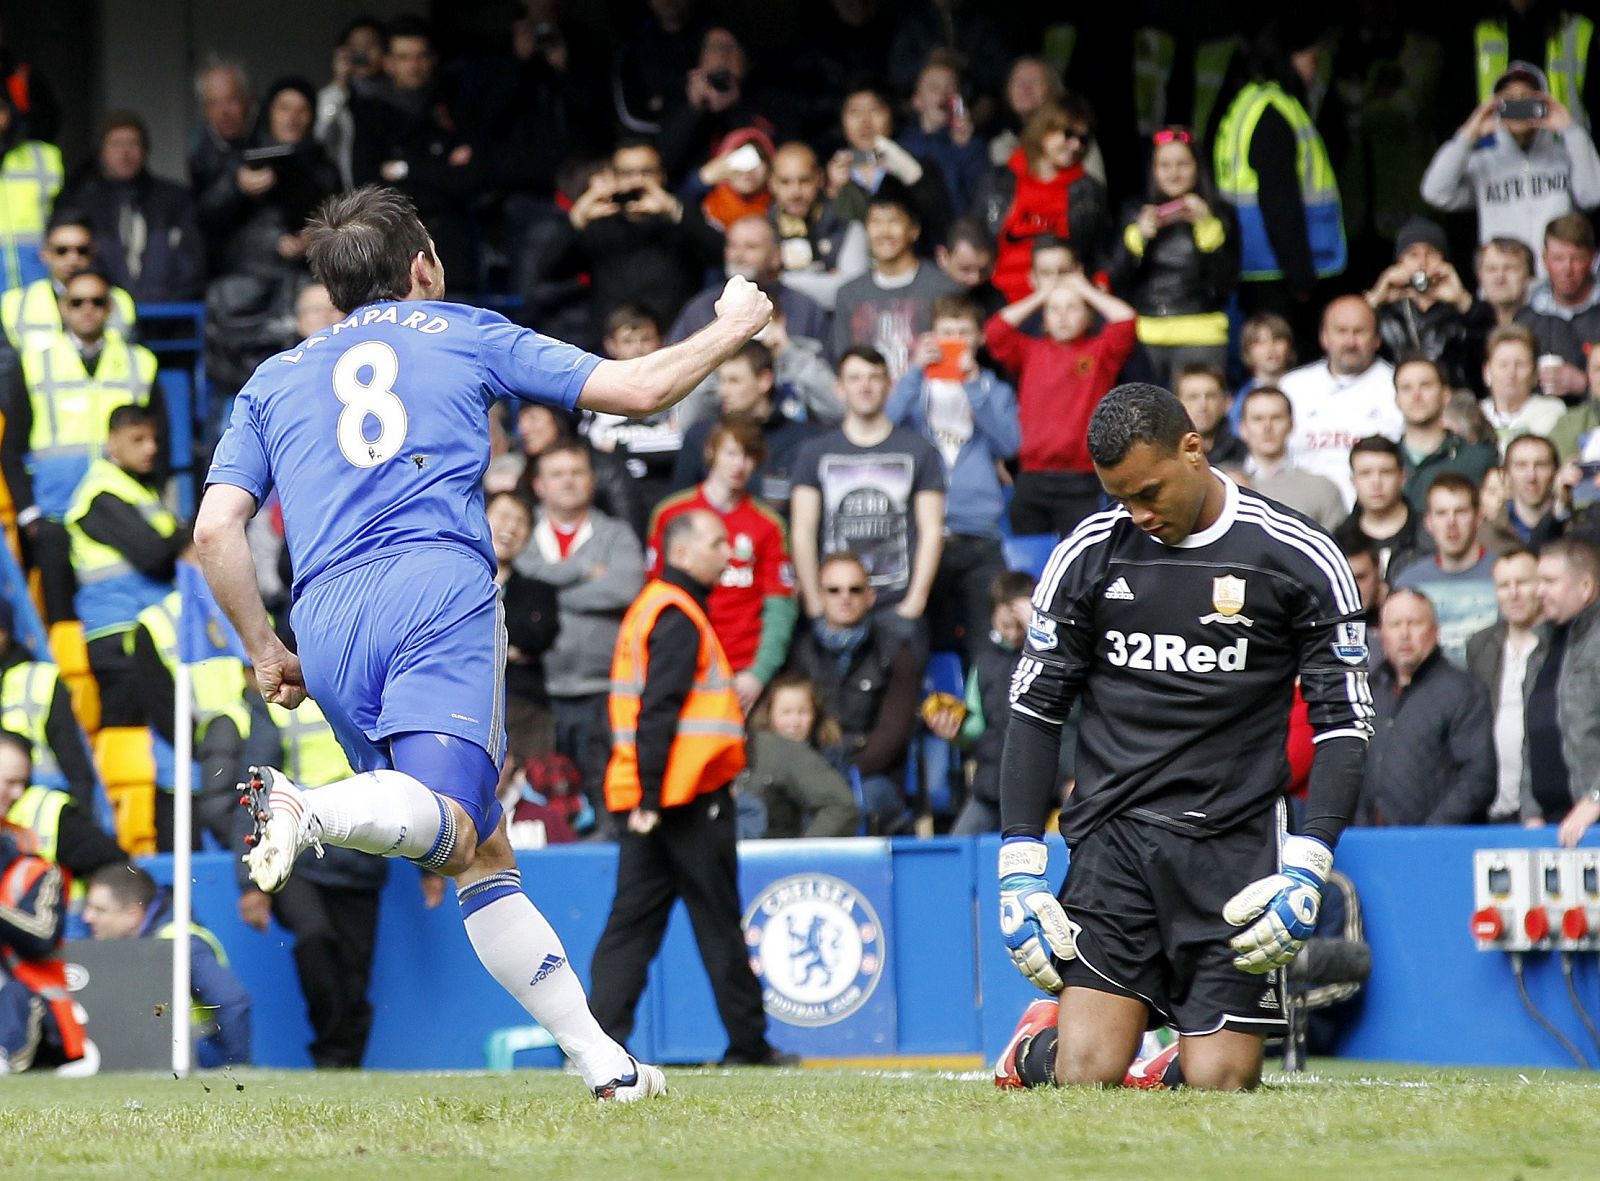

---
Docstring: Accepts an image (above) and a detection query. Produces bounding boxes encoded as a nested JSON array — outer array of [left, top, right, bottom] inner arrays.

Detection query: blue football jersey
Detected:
[[207, 301, 599, 598]]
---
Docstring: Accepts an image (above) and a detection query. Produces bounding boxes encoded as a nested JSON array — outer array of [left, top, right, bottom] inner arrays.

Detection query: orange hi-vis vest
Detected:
[[0, 844, 85, 1062], [604, 578, 747, 813]]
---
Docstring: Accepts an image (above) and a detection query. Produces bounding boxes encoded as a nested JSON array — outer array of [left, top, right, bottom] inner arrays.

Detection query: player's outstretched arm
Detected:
[[577, 275, 772, 418], [194, 483, 306, 708]]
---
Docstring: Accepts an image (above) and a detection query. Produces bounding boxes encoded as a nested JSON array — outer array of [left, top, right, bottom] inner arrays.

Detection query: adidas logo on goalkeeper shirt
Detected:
[[1103, 577, 1135, 600], [529, 954, 566, 986]]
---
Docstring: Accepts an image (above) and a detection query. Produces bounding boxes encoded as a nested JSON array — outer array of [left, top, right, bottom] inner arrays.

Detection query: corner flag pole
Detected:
[[171, 638, 194, 1077]]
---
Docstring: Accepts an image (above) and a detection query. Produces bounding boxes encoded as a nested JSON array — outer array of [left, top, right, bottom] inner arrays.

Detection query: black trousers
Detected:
[[1009, 470, 1105, 538], [86, 634, 140, 727], [929, 533, 1007, 659], [270, 877, 381, 1069], [588, 785, 770, 1060]]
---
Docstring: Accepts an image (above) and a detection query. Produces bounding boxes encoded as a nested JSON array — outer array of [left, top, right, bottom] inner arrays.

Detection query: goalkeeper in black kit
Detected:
[[993, 384, 1373, 1092]]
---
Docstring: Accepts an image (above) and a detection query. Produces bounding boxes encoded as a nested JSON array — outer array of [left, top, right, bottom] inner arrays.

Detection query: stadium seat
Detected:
[[95, 726, 157, 856], [919, 654, 965, 821], [846, 766, 869, 837], [484, 1024, 557, 1070], [1003, 534, 1059, 580], [49, 621, 101, 735]]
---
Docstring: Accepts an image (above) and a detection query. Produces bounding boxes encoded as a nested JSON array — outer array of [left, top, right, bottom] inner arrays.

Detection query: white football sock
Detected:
[[459, 873, 633, 1088], [302, 769, 456, 866]]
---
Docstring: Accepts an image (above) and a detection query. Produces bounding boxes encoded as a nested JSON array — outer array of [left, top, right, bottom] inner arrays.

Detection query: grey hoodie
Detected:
[[513, 508, 644, 698], [1420, 125, 1600, 261]]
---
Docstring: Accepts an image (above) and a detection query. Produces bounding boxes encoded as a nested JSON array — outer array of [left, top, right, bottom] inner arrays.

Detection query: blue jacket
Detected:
[[887, 366, 1019, 539], [140, 892, 251, 1066]]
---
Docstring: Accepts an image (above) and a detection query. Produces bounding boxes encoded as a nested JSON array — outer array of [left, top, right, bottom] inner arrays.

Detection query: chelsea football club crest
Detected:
[[743, 874, 885, 1027], [1200, 574, 1253, 627]]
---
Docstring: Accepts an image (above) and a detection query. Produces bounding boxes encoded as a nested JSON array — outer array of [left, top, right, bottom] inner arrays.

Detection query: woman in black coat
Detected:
[[1106, 128, 1240, 388]]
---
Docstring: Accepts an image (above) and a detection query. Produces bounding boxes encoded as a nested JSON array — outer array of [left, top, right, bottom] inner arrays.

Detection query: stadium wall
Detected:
[[138, 829, 1600, 1072]]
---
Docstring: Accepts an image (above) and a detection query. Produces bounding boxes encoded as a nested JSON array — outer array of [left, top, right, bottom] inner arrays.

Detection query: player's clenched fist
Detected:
[[998, 837, 1076, 993], [714, 274, 774, 336], [1223, 834, 1332, 973]]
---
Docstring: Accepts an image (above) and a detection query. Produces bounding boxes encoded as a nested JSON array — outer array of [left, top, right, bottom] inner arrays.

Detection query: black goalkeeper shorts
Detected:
[[1055, 801, 1288, 1036]]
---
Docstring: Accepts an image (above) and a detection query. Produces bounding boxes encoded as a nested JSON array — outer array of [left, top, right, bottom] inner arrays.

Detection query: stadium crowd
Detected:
[[2, 0, 1600, 1070]]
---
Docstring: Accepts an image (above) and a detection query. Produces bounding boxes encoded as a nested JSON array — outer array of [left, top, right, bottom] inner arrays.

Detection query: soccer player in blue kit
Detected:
[[194, 187, 773, 1100]]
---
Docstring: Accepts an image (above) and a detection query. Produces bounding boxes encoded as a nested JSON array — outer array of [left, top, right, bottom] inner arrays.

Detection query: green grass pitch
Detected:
[[4, 1061, 1600, 1179]]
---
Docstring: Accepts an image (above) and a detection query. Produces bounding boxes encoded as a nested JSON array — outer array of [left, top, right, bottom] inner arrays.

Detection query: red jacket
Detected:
[[983, 315, 1137, 473], [992, 149, 1081, 302]]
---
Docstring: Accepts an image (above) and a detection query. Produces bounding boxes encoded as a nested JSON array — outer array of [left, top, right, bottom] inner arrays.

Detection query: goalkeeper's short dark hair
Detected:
[[1086, 383, 1194, 468]]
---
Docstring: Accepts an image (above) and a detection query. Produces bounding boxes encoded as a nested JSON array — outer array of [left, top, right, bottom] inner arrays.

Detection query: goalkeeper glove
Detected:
[[998, 837, 1076, 994], [1223, 834, 1333, 974]]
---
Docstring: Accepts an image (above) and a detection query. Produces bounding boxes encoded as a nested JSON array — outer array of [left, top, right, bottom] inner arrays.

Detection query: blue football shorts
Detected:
[[291, 546, 508, 836]]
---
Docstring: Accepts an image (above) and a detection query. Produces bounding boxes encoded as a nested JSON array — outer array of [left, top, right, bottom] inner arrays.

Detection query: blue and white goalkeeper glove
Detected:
[[998, 837, 1076, 994], [1223, 835, 1333, 973]]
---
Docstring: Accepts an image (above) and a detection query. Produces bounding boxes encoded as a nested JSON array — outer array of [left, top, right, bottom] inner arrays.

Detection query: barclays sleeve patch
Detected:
[[1331, 620, 1368, 666], [1028, 611, 1058, 651]]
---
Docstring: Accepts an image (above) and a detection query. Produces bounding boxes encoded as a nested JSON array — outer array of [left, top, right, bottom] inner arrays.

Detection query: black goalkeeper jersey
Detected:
[[1008, 473, 1374, 844]]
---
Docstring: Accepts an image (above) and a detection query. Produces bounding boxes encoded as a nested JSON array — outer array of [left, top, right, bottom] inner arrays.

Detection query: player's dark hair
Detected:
[[1086, 383, 1193, 467], [1540, 536, 1600, 586], [725, 339, 774, 376], [107, 403, 157, 433], [706, 415, 767, 465], [1348, 435, 1402, 468], [1240, 385, 1291, 417], [89, 861, 158, 911], [304, 185, 434, 314], [989, 570, 1035, 610], [0, 728, 32, 763], [837, 345, 888, 375], [1426, 471, 1480, 510], [1505, 432, 1559, 469]]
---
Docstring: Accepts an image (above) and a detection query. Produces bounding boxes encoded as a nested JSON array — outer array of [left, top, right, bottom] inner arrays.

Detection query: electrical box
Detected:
[[1530, 849, 1574, 951], [1472, 849, 1536, 951], [1564, 848, 1600, 951]]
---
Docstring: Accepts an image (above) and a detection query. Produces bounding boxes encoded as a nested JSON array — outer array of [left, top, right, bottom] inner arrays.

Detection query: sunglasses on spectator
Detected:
[[66, 296, 109, 308], [822, 584, 868, 595], [51, 244, 92, 256], [1062, 127, 1092, 143], [1153, 127, 1195, 146]]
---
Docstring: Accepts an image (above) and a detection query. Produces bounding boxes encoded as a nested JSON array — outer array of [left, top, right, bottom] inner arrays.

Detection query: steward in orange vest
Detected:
[[0, 823, 86, 1071], [603, 573, 747, 814], [591, 511, 787, 1066]]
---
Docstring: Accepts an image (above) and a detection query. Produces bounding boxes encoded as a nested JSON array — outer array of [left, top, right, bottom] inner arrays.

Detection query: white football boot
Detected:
[[240, 765, 323, 893], [593, 1057, 668, 1102]]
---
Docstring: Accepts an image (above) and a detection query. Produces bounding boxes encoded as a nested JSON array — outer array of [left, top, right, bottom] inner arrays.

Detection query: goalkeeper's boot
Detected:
[[594, 1057, 667, 1102], [241, 765, 323, 893], [994, 998, 1059, 1089], [1123, 1040, 1182, 1090]]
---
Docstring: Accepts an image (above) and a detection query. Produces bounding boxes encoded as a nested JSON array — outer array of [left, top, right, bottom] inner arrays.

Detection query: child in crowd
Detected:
[[925, 571, 1037, 835], [737, 674, 861, 839], [890, 294, 1019, 656], [984, 270, 1137, 536], [1229, 311, 1295, 429]]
